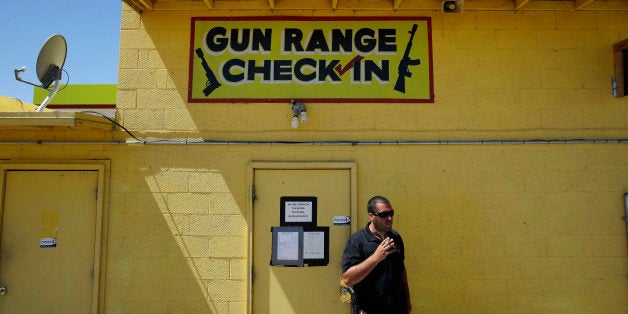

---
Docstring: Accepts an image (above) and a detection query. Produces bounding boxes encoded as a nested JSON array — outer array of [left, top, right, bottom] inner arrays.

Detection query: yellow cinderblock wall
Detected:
[[1, 2, 627, 313], [113, 4, 628, 312], [1, 143, 626, 312], [117, 6, 628, 142]]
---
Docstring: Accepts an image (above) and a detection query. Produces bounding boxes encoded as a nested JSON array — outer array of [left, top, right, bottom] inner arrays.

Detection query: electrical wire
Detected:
[[81, 110, 143, 143], [57, 68, 70, 92]]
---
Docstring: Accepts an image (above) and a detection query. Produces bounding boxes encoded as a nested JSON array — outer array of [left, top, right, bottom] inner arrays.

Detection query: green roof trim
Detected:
[[33, 84, 117, 105]]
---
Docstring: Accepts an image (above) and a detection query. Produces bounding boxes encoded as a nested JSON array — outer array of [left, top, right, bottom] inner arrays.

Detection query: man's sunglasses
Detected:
[[371, 210, 394, 218]]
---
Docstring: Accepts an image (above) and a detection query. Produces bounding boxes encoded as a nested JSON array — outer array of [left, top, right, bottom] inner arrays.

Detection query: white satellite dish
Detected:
[[14, 34, 67, 112]]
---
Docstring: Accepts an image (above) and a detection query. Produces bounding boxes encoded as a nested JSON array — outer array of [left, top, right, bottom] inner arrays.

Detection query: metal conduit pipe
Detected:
[[0, 139, 627, 146], [624, 193, 628, 236]]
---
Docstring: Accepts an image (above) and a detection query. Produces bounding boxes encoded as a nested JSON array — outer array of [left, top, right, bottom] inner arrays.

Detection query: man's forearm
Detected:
[[342, 254, 381, 286], [343, 237, 396, 286]]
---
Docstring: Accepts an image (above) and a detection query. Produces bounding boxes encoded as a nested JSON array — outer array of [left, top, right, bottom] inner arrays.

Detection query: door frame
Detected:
[[0, 160, 110, 314], [247, 161, 357, 313]]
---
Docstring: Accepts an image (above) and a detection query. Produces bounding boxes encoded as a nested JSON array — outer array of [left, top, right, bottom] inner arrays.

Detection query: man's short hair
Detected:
[[367, 196, 391, 213]]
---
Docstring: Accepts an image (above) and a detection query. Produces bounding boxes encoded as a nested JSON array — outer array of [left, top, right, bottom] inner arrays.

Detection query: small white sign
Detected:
[[333, 216, 351, 225], [285, 201, 313, 223], [40, 238, 57, 248], [277, 231, 300, 261], [303, 231, 325, 259]]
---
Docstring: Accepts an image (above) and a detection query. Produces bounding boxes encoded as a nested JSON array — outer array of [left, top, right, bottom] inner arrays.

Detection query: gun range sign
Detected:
[[188, 17, 433, 103]]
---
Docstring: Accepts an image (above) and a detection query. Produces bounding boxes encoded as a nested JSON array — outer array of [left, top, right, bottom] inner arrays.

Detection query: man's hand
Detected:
[[342, 237, 396, 286], [373, 237, 396, 262]]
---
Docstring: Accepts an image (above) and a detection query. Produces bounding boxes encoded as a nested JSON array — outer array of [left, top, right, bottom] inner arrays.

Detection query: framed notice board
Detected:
[[269, 226, 329, 267]]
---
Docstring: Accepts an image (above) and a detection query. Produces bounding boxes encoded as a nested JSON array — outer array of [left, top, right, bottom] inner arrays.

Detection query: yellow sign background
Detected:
[[189, 17, 433, 103]]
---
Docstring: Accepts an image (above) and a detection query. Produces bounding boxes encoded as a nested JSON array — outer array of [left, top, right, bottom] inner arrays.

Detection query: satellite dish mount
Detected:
[[14, 34, 67, 112]]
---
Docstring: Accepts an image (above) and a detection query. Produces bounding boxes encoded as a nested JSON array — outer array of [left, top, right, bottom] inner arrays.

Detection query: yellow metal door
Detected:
[[253, 168, 352, 314], [0, 170, 98, 313]]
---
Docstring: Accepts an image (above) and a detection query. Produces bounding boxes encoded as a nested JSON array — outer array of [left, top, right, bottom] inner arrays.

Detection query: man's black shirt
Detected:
[[342, 222, 407, 314]]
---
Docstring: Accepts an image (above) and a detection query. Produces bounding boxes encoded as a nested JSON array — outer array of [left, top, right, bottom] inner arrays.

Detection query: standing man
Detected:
[[342, 196, 411, 314]]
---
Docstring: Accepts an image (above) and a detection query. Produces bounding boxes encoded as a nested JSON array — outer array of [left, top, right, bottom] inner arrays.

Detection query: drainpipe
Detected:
[[624, 193, 628, 238]]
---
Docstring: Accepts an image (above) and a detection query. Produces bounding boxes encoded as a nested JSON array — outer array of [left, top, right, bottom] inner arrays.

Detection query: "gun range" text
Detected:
[[204, 27, 398, 55]]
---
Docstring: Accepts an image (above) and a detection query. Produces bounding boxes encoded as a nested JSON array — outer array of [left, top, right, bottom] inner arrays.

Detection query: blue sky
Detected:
[[0, 1, 122, 102]]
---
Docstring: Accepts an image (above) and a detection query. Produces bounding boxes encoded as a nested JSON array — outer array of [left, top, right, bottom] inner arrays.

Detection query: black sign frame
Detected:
[[280, 196, 317, 228]]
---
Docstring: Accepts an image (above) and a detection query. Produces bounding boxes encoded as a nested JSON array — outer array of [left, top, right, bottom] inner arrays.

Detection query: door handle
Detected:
[[0, 286, 7, 295]]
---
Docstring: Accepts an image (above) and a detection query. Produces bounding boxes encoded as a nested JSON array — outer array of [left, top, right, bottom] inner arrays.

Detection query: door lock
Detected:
[[0, 286, 7, 295]]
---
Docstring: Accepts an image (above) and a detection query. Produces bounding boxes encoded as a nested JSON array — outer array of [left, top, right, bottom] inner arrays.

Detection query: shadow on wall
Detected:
[[106, 146, 249, 312]]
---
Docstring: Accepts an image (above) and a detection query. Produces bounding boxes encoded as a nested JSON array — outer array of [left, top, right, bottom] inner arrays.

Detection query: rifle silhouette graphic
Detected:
[[195, 48, 221, 96], [394, 24, 421, 93]]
